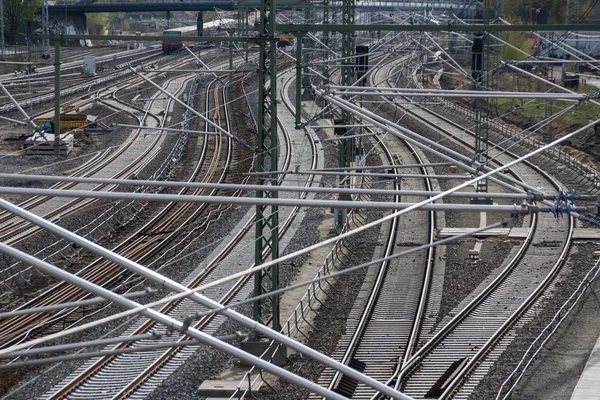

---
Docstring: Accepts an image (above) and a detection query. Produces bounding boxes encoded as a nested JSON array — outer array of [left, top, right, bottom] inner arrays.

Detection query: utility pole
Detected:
[[0, 0, 4, 59], [197, 12, 203, 36], [294, 6, 312, 128], [302, 7, 312, 95], [575, 0, 580, 73], [322, 0, 330, 88], [251, 0, 281, 338], [472, 0, 491, 197], [334, 0, 356, 231], [544, 32, 554, 143], [53, 41, 61, 156], [42, 0, 50, 58], [295, 31, 306, 128]]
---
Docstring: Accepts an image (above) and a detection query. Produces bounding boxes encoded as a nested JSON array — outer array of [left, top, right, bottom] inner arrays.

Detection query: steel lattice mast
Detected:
[[253, 0, 281, 331], [335, 0, 356, 230], [473, 0, 491, 195]]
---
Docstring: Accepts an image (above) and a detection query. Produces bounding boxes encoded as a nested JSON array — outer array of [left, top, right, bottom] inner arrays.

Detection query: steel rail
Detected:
[[46, 69, 298, 399], [315, 51, 437, 397], [324, 129, 403, 396], [0, 48, 227, 272], [54, 76, 237, 400], [0, 70, 201, 347], [370, 53, 574, 399]]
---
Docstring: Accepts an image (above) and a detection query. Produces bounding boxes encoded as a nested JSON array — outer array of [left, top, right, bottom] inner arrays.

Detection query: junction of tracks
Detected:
[[1, 5, 600, 400]]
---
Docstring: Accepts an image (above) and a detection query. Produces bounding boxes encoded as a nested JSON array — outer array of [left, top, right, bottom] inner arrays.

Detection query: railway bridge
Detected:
[[43, 0, 477, 37]]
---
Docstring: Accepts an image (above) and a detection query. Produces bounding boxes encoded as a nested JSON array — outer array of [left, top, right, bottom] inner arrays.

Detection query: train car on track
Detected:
[[162, 19, 236, 53], [162, 26, 196, 53], [277, 32, 296, 55]]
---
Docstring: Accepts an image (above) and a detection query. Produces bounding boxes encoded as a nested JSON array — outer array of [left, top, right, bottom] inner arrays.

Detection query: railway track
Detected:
[[0, 52, 239, 334], [39, 66, 316, 399], [0, 73, 203, 348], [365, 54, 574, 399], [0, 47, 165, 111], [312, 118, 436, 399], [0, 48, 228, 290], [0, 23, 596, 400]]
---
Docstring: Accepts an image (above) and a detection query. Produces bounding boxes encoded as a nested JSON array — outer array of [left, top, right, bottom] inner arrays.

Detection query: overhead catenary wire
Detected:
[[0, 186, 566, 212], [0, 288, 155, 319], [181, 219, 512, 323], [0, 242, 354, 400], [129, 67, 254, 150], [2, 116, 597, 368], [0, 199, 415, 400]]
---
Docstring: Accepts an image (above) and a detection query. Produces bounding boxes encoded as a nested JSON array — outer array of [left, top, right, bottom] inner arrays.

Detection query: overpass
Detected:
[[46, 0, 477, 14]]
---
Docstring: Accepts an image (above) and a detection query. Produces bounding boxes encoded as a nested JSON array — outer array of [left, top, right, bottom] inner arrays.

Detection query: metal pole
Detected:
[[0, 186, 563, 213], [295, 32, 304, 128], [0, 198, 414, 400], [245, 6, 249, 62], [575, 0, 580, 74], [182, 45, 223, 83], [228, 28, 234, 82], [335, 0, 355, 230], [253, 0, 281, 332], [0, 289, 154, 318], [0, 0, 4, 59], [2, 332, 161, 357], [474, 0, 490, 196], [3, 172, 583, 201], [0, 82, 37, 128], [54, 41, 61, 156], [43, 0, 50, 58], [0, 242, 349, 400]]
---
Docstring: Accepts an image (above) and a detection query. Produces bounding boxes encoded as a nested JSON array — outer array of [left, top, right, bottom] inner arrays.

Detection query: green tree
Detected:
[[502, 19, 533, 60], [86, 12, 110, 34], [3, 0, 42, 44], [504, 0, 591, 24]]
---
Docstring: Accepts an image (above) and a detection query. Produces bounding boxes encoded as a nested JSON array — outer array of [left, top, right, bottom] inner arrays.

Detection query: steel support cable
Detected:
[[2, 331, 167, 358], [0, 187, 566, 212], [428, 63, 600, 186], [486, 103, 579, 164], [318, 84, 590, 206], [145, 90, 398, 276], [0, 87, 193, 284], [530, 0, 600, 60], [416, 35, 471, 79], [0, 207, 413, 399], [504, 61, 600, 108], [316, 87, 535, 194], [0, 289, 154, 319], [453, 16, 535, 61], [329, 90, 584, 100], [320, 85, 595, 224], [130, 67, 253, 150], [327, 85, 590, 99]]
